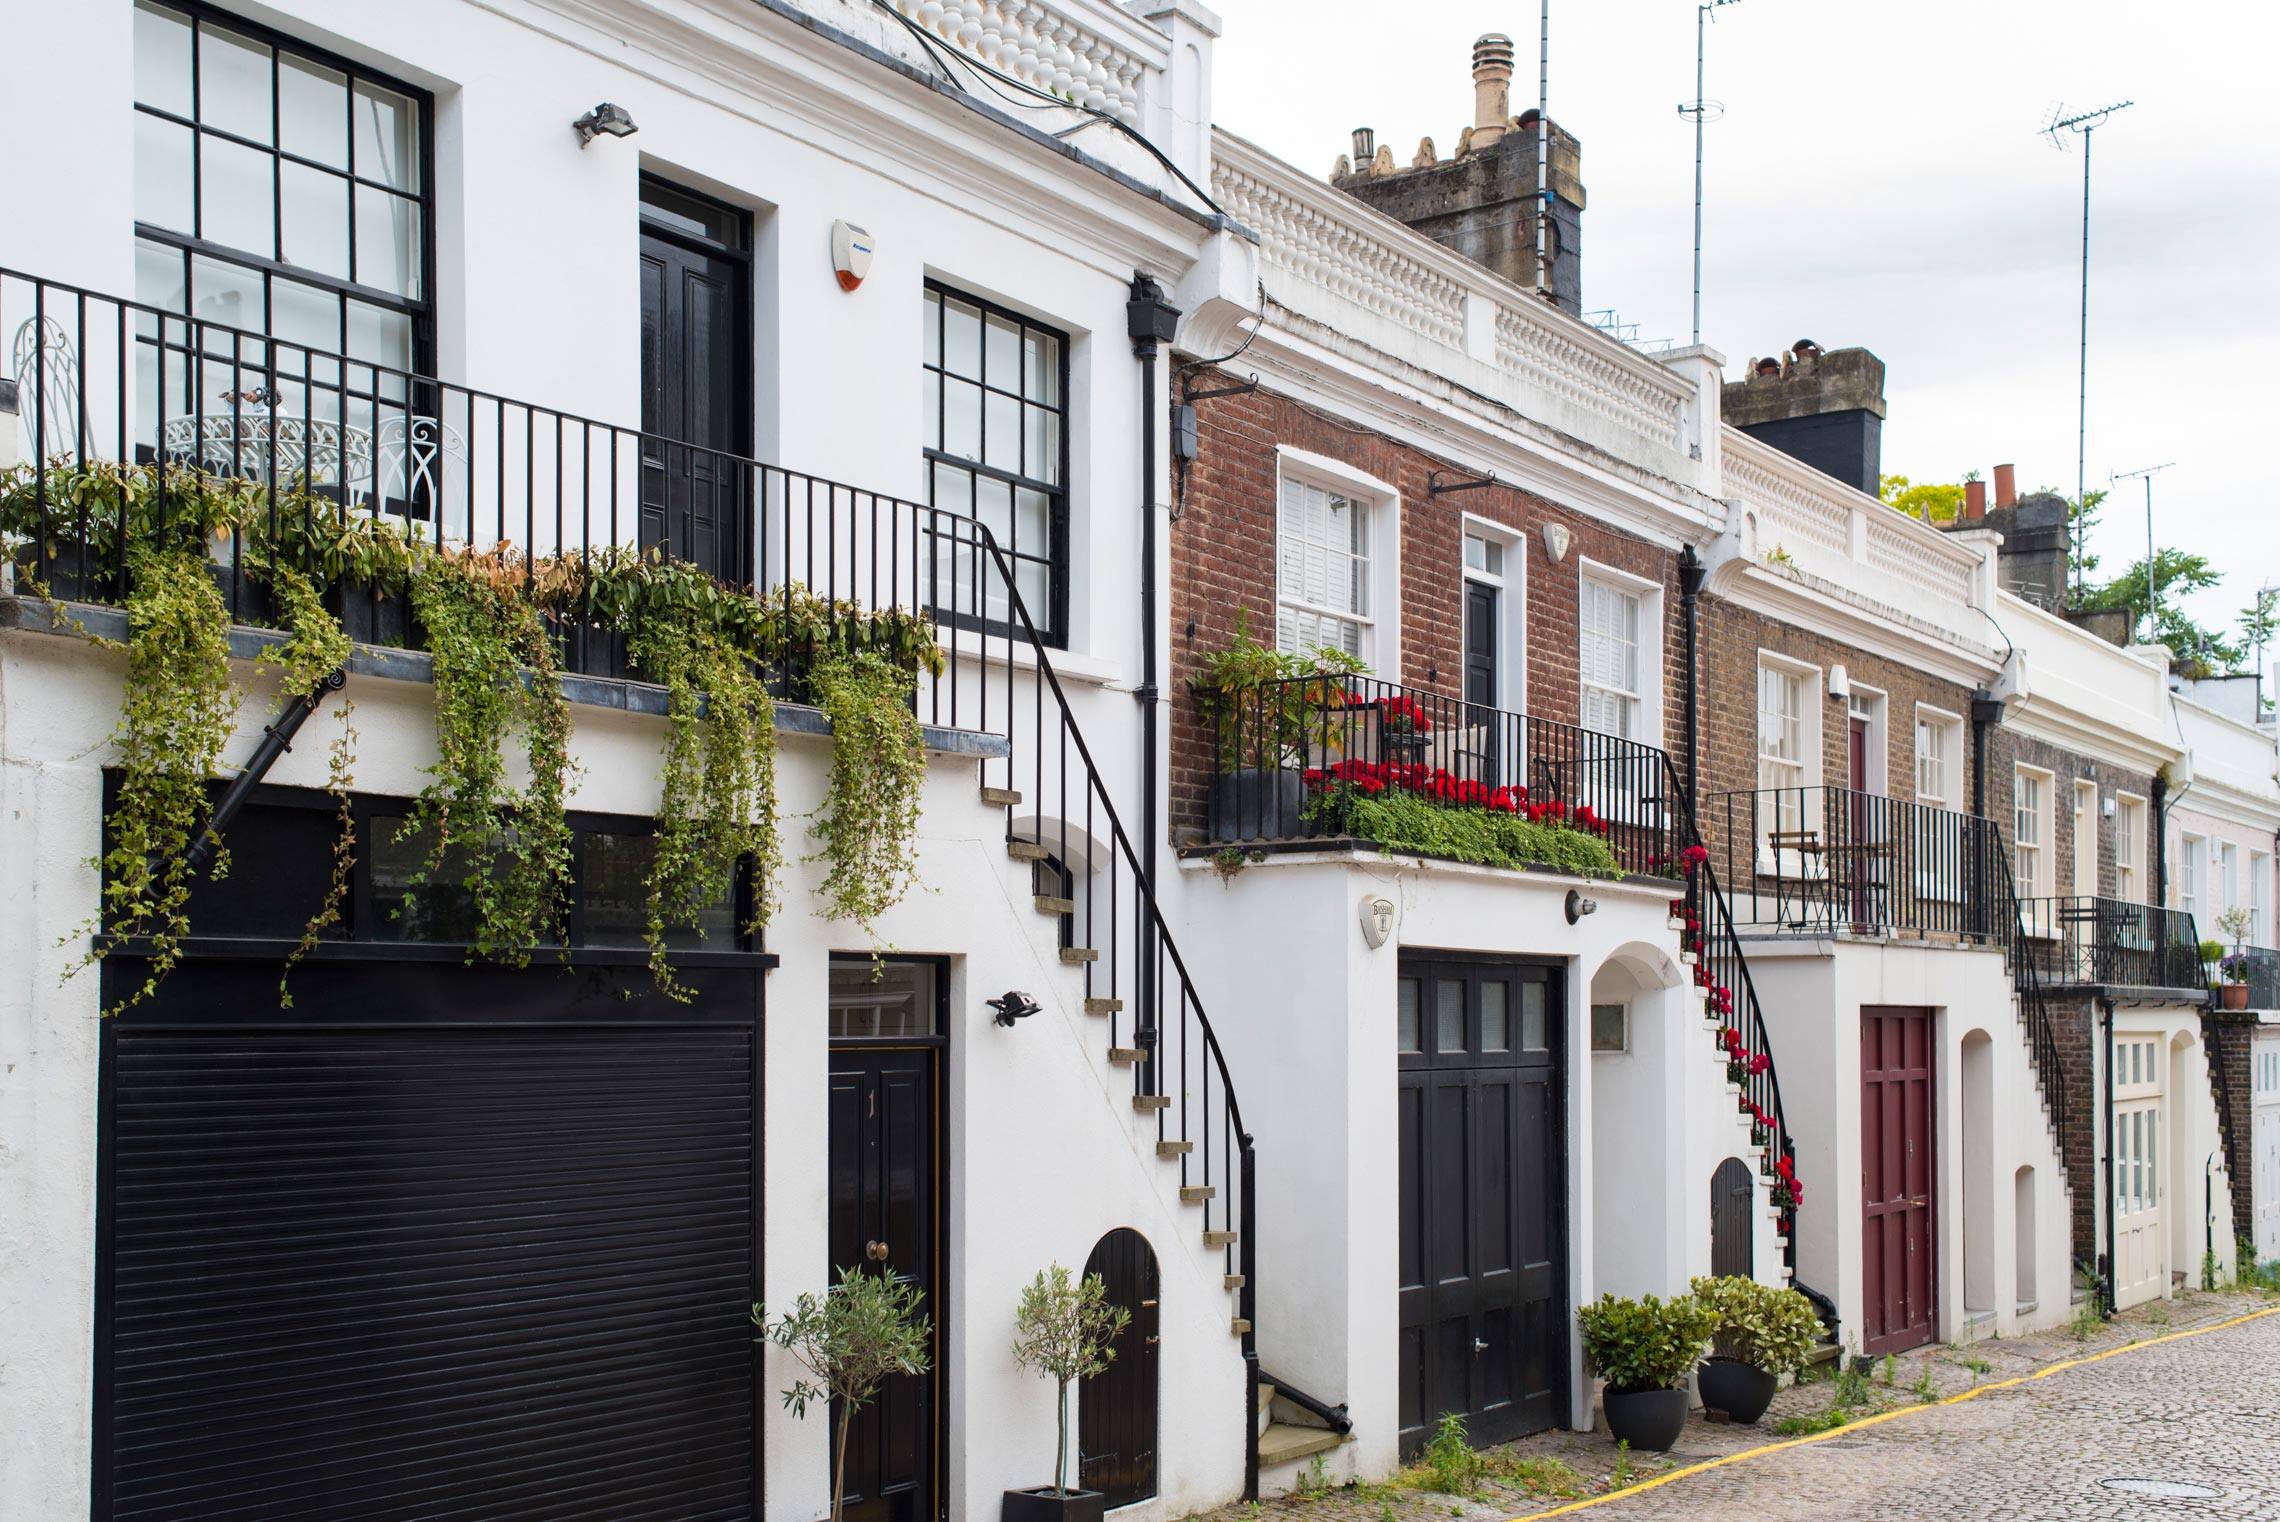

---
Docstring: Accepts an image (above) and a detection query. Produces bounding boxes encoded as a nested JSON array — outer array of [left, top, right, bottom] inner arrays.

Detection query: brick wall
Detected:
[[1982, 730, 2157, 905], [1166, 366, 1680, 843], [2205, 1011, 2257, 1239], [2047, 992, 2101, 1269]]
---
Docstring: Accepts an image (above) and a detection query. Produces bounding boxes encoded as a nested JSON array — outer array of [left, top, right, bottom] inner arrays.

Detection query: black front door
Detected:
[[1079, 1229, 1159, 1507], [640, 176, 752, 589], [1397, 956, 1565, 1456], [1464, 582, 1499, 709], [828, 961, 945, 1522]]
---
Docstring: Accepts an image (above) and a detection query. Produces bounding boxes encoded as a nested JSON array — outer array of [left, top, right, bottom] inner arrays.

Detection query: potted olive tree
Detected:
[[1575, 1290, 1718, 1451], [1689, 1275, 1824, 1423], [755, 1267, 932, 1522], [1004, 1263, 1131, 1522], [2217, 907, 2254, 1009]]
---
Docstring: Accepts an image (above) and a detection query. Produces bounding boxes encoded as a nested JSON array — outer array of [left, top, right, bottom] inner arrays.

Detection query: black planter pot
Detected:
[[1696, 1357, 1779, 1424], [1002, 1487, 1106, 1522], [1601, 1385, 1689, 1451], [1208, 768, 1305, 843]]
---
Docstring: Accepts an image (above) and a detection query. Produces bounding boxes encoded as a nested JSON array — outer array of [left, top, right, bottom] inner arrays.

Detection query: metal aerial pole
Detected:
[[1682, 0, 1741, 347], [2113, 462, 2172, 644], [2045, 100, 2133, 598]]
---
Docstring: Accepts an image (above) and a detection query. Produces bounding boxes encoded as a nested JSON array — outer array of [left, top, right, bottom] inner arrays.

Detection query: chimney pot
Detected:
[[1471, 33, 1515, 150], [1993, 462, 2017, 509], [1964, 480, 1988, 521], [1351, 127, 1375, 169]]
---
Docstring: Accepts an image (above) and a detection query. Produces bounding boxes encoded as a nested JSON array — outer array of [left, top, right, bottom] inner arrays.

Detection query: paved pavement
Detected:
[[1202, 1289, 2280, 1522]]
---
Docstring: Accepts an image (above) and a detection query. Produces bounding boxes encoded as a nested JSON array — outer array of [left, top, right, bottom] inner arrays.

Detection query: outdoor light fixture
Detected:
[[988, 990, 1042, 1027], [1565, 888, 1598, 925], [573, 102, 638, 148]]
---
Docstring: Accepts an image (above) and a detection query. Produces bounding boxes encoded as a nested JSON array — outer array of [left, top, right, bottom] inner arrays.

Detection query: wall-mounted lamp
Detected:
[[1565, 888, 1598, 925], [573, 102, 638, 148], [1541, 522, 1572, 563], [1828, 663, 1851, 700], [988, 990, 1042, 1027], [2103, 796, 2118, 819]]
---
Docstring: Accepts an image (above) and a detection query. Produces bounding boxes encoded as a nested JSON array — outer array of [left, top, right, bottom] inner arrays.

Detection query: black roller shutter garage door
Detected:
[[96, 956, 763, 1521]]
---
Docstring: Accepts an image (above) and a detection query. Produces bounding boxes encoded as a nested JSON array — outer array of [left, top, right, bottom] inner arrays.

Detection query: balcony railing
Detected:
[[1706, 786, 2003, 943], [1204, 673, 1680, 877], [2226, 945, 2280, 1009], [2016, 895, 2208, 995]]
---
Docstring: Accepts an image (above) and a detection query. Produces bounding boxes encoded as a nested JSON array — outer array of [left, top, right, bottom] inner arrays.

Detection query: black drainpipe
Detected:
[[183, 669, 347, 874], [2151, 769, 2171, 977], [1126, 275, 1180, 1032], [1678, 547, 1704, 815], [1970, 690, 2004, 941]]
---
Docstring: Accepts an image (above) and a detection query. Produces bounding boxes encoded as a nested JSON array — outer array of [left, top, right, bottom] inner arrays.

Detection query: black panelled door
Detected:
[[828, 1047, 941, 1522], [1397, 956, 1565, 1456], [1710, 1157, 1757, 1280], [639, 177, 752, 590], [1464, 582, 1499, 708], [1079, 1229, 1160, 1507]]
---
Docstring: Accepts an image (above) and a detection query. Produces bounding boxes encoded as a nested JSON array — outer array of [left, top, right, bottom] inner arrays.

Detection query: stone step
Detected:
[[1224, 1273, 1246, 1290], [1157, 1140, 1193, 1158], [980, 786, 1023, 807], [1060, 947, 1098, 965], [1230, 1317, 1253, 1335], [1108, 1047, 1148, 1066], [1084, 997, 1124, 1015], [1034, 894, 1075, 915], [1258, 1423, 1345, 1468], [1006, 840, 1051, 862], [1180, 1185, 1217, 1204], [1132, 1094, 1170, 1113], [1202, 1229, 1239, 1249]]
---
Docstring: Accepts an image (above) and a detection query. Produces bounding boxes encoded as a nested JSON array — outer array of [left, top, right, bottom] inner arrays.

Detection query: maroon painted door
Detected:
[[1860, 1006, 1936, 1355]]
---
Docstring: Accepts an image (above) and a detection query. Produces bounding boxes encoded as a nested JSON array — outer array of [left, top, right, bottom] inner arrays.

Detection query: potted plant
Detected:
[[1373, 691, 1433, 763], [1190, 610, 1366, 843], [1004, 1263, 1132, 1522], [1575, 1290, 1718, 1451], [2217, 907, 2254, 1009], [1689, 1275, 1824, 1423], [755, 1266, 933, 1522]]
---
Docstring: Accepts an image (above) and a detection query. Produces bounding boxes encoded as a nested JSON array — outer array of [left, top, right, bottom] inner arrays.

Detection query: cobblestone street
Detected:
[[1203, 1290, 2280, 1522]]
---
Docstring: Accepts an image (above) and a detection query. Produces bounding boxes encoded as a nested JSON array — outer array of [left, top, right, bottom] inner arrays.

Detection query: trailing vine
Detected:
[[257, 565, 356, 1006], [806, 648, 929, 937], [629, 600, 782, 997], [69, 549, 240, 1013], [401, 547, 578, 962]]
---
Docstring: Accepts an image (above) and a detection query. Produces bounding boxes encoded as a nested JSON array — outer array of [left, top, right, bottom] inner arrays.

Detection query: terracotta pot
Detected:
[[2222, 982, 2250, 1011]]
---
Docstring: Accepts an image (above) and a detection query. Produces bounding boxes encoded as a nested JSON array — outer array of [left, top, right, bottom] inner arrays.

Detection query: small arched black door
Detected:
[[1079, 1228, 1158, 1507], [1711, 1157, 1756, 1280]]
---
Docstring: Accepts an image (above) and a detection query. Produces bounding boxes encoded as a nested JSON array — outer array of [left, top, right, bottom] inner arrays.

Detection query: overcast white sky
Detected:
[[1211, 0, 2280, 657]]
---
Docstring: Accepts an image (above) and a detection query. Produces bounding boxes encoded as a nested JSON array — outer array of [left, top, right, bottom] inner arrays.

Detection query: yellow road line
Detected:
[[1505, 1304, 2280, 1522]]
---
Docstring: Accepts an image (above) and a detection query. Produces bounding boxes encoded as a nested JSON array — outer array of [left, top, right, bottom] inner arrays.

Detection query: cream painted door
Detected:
[[2255, 1035, 2280, 1265], [2112, 1035, 2167, 1309]]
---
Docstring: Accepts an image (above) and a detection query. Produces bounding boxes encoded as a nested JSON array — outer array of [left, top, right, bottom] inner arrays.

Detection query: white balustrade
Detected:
[[888, 0, 1159, 124]]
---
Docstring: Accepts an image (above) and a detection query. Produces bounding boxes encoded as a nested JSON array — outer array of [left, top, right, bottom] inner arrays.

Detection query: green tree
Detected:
[[2079, 550, 2242, 676], [1878, 473, 1966, 524], [2240, 589, 2279, 701], [1010, 1264, 1131, 1497], [757, 1267, 933, 1522]]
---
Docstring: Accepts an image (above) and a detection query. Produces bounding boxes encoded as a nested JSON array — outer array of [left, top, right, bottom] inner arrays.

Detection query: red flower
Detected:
[[1748, 1052, 1769, 1076]]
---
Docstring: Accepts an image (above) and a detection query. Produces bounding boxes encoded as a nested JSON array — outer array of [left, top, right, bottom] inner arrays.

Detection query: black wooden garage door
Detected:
[[96, 956, 763, 1522]]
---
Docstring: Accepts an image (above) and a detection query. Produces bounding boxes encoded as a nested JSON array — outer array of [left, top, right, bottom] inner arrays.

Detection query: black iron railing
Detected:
[[1204, 673, 1681, 876], [2, 267, 1264, 1489], [2016, 895, 2208, 995], [2223, 945, 2280, 1009], [1706, 786, 2001, 942], [1982, 840, 2070, 1134]]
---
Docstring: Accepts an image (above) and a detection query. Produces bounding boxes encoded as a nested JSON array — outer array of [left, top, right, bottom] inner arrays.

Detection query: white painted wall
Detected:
[[2254, 1023, 2280, 1264], [0, 628, 1245, 1517], [1742, 939, 2074, 1349]]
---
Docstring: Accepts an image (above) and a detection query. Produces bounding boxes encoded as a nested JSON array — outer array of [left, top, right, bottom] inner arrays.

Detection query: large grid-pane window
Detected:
[[1275, 476, 1372, 659], [1758, 665, 1807, 794], [2180, 835, 2205, 919], [2116, 796, 2143, 903], [1579, 579, 1641, 738], [923, 283, 1067, 642], [2014, 768, 2049, 899], [132, 1, 430, 480]]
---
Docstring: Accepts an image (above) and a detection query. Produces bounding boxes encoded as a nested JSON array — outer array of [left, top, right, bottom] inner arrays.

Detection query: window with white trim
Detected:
[[1578, 577, 1643, 738], [2014, 766, 2052, 899], [2253, 851, 2270, 945], [1276, 475, 1373, 660], [2180, 834, 2205, 919], [1758, 663, 1809, 795], [2115, 795, 2144, 903], [2072, 781, 2100, 898], [2221, 842, 2240, 918], [1914, 712, 1959, 809]]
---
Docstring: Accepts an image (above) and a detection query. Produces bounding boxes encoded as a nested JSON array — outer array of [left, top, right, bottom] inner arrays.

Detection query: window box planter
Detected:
[[1209, 767, 1304, 843]]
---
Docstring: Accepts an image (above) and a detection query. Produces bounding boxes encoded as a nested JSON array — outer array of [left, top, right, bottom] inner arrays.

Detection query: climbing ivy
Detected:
[[257, 565, 356, 1006], [806, 648, 929, 937]]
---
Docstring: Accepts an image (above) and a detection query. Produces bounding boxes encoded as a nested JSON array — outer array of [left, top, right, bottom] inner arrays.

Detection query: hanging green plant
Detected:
[[806, 648, 928, 936], [629, 600, 782, 997], [256, 564, 357, 1006], [401, 547, 578, 962], [67, 549, 241, 1013]]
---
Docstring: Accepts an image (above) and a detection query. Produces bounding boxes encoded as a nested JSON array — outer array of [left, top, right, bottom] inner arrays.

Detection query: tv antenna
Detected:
[[2111, 460, 2173, 644], [2043, 99, 2134, 601], [1678, 0, 1743, 347]]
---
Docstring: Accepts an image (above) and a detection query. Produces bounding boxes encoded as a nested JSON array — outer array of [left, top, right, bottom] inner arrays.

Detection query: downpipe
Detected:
[[182, 669, 347, 875], [1127, 275, 1178, 1052]]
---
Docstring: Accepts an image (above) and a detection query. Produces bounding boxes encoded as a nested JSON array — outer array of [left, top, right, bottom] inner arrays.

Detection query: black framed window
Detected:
[[922, 282, 1068, 644], [130, 1, 434, 474], [828, 956, 947, 1039]]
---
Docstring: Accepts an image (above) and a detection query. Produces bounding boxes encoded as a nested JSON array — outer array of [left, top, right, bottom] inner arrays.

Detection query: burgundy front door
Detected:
[[1861, 1006, 1936, 1355]]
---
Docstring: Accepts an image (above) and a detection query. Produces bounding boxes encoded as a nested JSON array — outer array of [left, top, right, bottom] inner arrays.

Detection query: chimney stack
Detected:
[[1351, 127, 1375, 170], [1993, 462, 2017, 509], [1964, 479, 1987, 521], [1471, 34, 1514, 150]]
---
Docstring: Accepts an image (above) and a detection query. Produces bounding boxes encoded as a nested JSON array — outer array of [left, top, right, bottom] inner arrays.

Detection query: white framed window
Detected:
[[2014, 765, 2052, 899], [2072, 781, 2100, 898], [1579, 576, 1643, 738], [2180, 834, 2205, 919], [1914, 711, 1956, 808], [1757, 660, 1811, 794], [1276, 476, 1371, 659], [2115, 794, 2145, 903], [2221, 842, 2240, 919], [2253, 851, 2270, 945]]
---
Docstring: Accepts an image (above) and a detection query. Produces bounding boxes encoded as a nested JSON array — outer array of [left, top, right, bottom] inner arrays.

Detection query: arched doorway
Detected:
[[1710, 1158, 1756, 1280], [1079, 1229, 1158, 1508]]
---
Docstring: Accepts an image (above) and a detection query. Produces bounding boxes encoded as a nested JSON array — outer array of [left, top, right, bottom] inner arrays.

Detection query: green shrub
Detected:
[[1327, 786, 1624, 879], [1690, 1275, 1824, 1377], [1576, 1291, 1718, 1393]]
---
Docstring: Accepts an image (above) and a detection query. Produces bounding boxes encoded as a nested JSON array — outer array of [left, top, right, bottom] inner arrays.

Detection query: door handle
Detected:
[[1474, 1337, 1490, 1354], [865, 1239, 890, 1263]]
